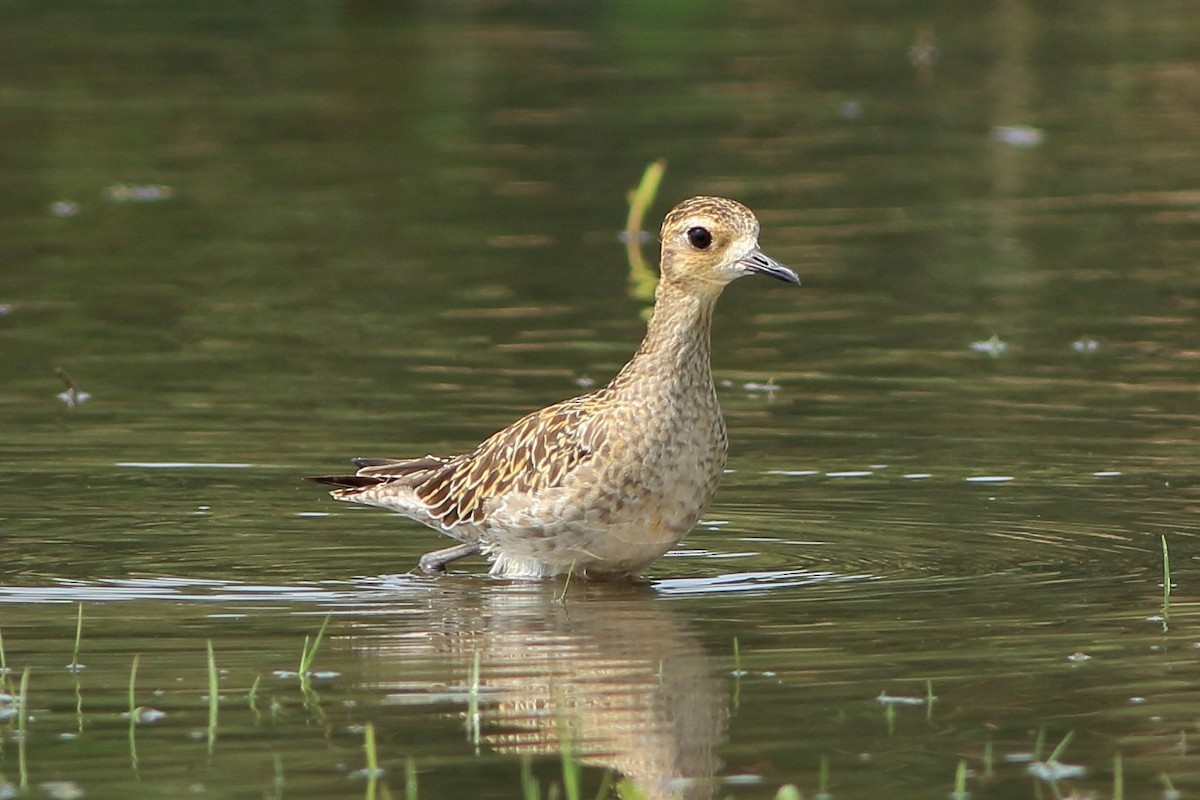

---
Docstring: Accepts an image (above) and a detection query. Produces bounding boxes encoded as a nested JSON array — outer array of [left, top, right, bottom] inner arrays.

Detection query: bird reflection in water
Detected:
[[352, 580, 727, 800]]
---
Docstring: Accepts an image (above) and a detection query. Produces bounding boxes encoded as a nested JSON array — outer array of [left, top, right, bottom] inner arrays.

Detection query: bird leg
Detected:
[[417, 542, 481, 575]]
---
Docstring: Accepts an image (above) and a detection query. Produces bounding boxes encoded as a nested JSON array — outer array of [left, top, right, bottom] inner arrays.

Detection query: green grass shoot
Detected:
[[207, 640, 219, 753], [0, 625, 9, 694], [1161, 772, 1178, 797], [1161, 534, 1171, 630], [467, 649, 481, 745], [774, 785, 803, 800], [18, 667, 30, 788], [248, 674, 261, 716], [405, 756, 418, 800], [925, 679, 936, 721], [555, 564, 574, 604], [299, 613, 332, 676], [625, 159, 666, 236], [560, 737, 581, 800], [128, 655, 140, 772], [270, 753, 284, 800], [128, 654, 139, 719], [1032, 724, 1046, 760], [520, 755, 540, 800], [70, 603, 84, 669], [16, 665, 29, 739], [983, 740, 993, 777], [1112, 751, 1123, 800], [624, 159, 668, 307], [1047, 729, 1074, 763], [816, 755, 830, 799], [364, 721, 379, 800], [951, 758, 968, 799]]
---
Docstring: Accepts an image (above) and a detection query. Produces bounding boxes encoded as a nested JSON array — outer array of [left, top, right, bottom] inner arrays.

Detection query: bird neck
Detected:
[[609, 280, 717, 394]]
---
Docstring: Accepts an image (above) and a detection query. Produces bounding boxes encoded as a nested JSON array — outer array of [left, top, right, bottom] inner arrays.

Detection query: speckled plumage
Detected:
[[310, 196, 798, 579]]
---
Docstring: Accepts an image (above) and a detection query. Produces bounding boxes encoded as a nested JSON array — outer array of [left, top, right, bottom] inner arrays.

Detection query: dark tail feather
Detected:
[[306, 474, 383, 489]]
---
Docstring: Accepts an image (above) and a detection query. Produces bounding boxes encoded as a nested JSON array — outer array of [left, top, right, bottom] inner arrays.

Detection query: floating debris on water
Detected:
[[50, 201, 80, 217], [104, 183, 175, 202], [826, 470, 874, 478], [1066, 652, 1091, 662], [969, 335, 1008, 357], [839, 99, 864, 120], [993, 125, 1044, 147], [965, 475, 1014, 483], [1072, 338, 1099, 354], [1093, 471, 1121, 477], [876, 691, 933, 706], [125, 706, 167, 724], [0, 303, 12, 316], [38, 782, 85, 800], [742, 380, 780, 394], [766, 470, 820, 477], [55, 367, 91, 408], [1026, 761, 1086, 782], [575, 376, 595, 388], [903, 473, 932, 479]]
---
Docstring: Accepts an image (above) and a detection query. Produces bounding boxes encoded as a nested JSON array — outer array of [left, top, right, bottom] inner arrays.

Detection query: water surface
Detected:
[[3, 2, 1200, 798]]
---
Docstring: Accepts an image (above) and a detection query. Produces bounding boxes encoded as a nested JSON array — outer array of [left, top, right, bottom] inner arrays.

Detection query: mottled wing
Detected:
[[417, 394, 606, 527]]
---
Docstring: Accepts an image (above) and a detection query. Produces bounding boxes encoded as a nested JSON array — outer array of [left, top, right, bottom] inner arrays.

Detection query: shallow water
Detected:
[[4, 1, 1200, 798]]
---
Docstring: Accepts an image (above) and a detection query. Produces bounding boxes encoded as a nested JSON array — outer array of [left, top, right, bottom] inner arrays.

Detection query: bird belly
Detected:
[[480, 433, 725, 578]]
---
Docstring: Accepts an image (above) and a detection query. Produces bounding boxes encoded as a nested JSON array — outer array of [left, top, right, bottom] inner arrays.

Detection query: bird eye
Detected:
[[686, 226, 712, 250]]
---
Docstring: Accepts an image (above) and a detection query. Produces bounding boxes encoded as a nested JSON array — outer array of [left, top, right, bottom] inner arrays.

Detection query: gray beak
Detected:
[[739, 248, 800, 284]]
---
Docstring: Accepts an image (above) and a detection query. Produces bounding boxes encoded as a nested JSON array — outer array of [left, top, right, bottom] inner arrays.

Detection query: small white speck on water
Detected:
[[57, 389, 91, 407], [38, 781, 85, 800], [1072, 338, 1099, 353], [766, 470, 819, 477], [575, 376, 595, 388], [1027, 761, 1085, 782], [1066, 652, 1091, 662], [699, 520, 729, 527], [876, 692, 930, 706], [966, 475, 1013, 483], [1093, 471, 1121, 477], [297, 512, 329, 517], [104, 183, 174, 202], [870, 464, 888, 469], [51, 200, 80, 217], [826, 471, 873, 478], [969, 335, 1008, 356], [903, 473, 932, 479], [1129, 696, 1146, 704], [993, 125, 1044, 148]]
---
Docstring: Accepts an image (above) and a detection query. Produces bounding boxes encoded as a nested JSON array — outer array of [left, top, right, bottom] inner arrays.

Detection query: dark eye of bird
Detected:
[[686, 226, 712, 250]]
